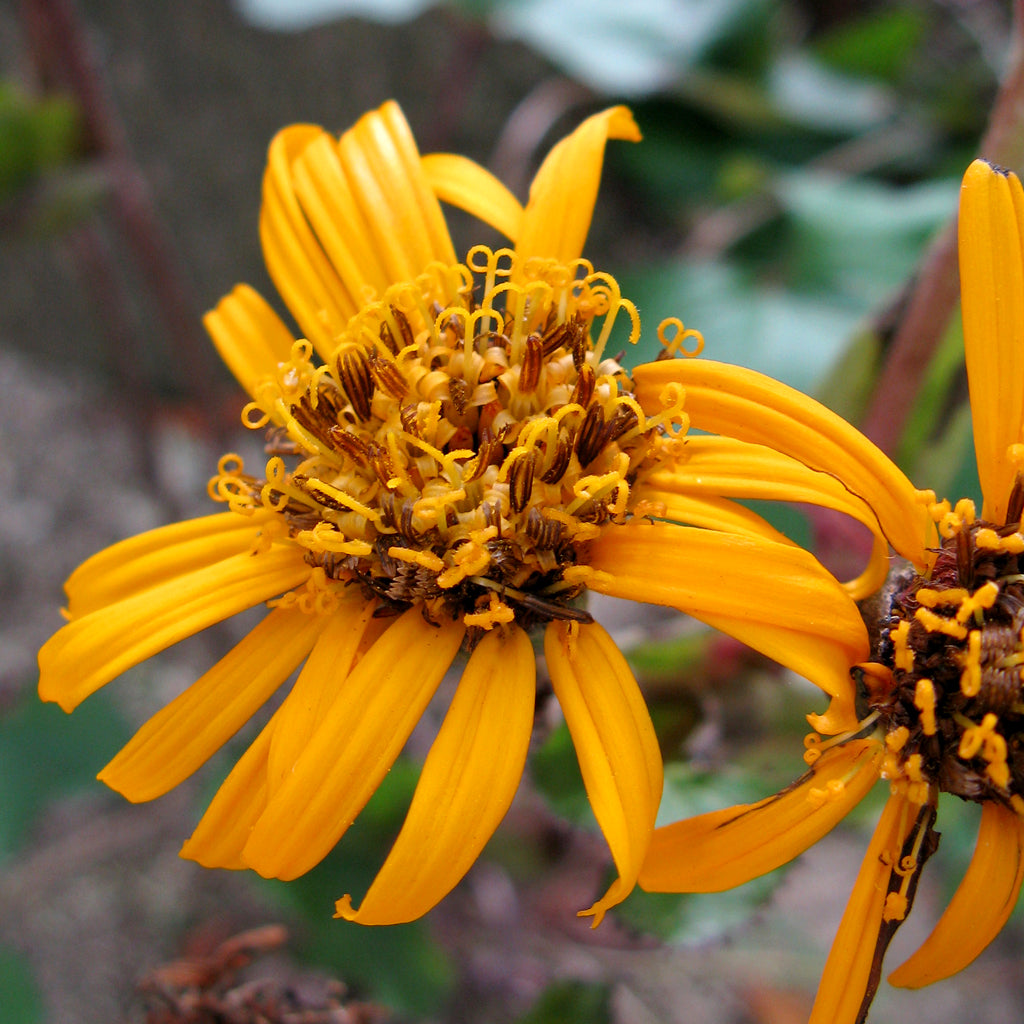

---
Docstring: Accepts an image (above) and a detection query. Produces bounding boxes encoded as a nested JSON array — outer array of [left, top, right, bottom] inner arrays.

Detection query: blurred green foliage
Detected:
[[0, 946, 43, 1024]]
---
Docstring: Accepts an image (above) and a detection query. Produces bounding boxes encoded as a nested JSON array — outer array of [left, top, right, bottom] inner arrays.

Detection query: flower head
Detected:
[[38, 101, 866, 927], [638, 158, 1024, 1022]]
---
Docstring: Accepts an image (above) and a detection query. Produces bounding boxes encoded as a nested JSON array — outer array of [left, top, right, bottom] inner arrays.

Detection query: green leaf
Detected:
[[0, 947, 43, 1024], [815, 8, 928, 82], [0, 691, 130, 862], [531, 721, 591, 826], [516, 980, 612, 1024]]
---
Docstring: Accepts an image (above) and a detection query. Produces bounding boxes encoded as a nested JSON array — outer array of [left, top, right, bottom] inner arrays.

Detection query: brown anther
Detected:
[[367, 350, 408, 400], [603, 404, 639, 446], [441, 311, 465, 341], [336, 348, 374, 421], [570, 363, 595, 408], [540, 433, 573, 484], [379, 320, 400, 356], [481, 500, 502, 534], [400, 403, 422, 438], [508, 449, 539, 514], [448, 377, 470, 416], [367, 441, 395, 486], [327, 425, 370, 463], [294, 476, 351, 512], [391, 305, 416, 349], [575, 403, 607, 467], [519, 334, 544, 393], [1007, 475, 1024, 529], [525, 506, 565, 549], [957, 527, 975, 589]]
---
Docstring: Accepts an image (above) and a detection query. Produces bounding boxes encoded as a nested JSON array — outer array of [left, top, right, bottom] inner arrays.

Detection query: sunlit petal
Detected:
[[516, 106, 641, 264], [640, 740, 882, 892], [545, 620, 663, 926], [39, 547, 309, 712], [421, 152, 524, 241], [889, 801, 1024, 988], [633, 359, 930, 567], [241, 609, 465, 880], [99, 603, 326, 802], [337, 625, 535, 924], [639, 488, 795, 544], [958, 158, 1024, 521]]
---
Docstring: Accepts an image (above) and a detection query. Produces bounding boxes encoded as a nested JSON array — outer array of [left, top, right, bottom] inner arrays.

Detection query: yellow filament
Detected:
[[914, 678, 937, 736], [961, 630, 983, 697], [914, 606, 968, 640], [893, 620, 914, 671]]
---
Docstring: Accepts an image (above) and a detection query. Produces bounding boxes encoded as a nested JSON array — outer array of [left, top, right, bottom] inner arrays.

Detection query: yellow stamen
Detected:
[[961, 630, 983, 697], [915, 606, 968, 640], [914, 679, 937, 736], [893, 619, 914, 671]]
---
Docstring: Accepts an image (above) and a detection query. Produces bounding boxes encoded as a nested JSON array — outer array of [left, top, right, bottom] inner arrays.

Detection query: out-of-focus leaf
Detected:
[[768, 53, 892, 132], [621, 259, 860, 391], [492, 0, 762, 97], [0, 947, 43, 1024], [0, 84, 80, 200], [260, 756, 454, 1015], [615, 763, 780, 944], [232, 0, 435, 30], [532, 721, 591, 826], [0, 691, 129, 862], [515, 980, 612, 1024], [815, 8, 928, 82]]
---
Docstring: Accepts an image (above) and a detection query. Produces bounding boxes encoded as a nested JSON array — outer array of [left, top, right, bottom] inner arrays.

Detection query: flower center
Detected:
[[209, 246, 686, 634], [861, 487, 1024, 812]]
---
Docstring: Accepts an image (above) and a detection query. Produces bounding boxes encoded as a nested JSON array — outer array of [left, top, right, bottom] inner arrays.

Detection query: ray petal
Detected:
[[888, 800, 1024, 988], [241, 608, 466, 880], [337, 625, 535, 924], [39, 547, 309, 712], [959, 159, 1024, 522], [99, 603, 327, 802], [421, 152, 524, 242], [545, 620, 663, 926], [640, 740, 882, 892], [633, 359, 930, 567], [516, 106, 641, 265]]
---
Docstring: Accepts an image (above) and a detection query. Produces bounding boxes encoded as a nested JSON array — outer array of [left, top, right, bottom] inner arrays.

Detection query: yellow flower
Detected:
[[637, 158, 1024, 1022], [37, 101, 866, 927]]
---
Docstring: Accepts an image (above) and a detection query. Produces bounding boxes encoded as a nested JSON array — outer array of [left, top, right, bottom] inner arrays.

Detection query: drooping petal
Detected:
[[633, 359, 930, 568], [337, 625, 536, 924], [809, 793, 921, 1024], [421, 152, 524, 242], [888, 800, 1024, 988], [64, 512, 269, 618], [99, 603, 327, 802], [544, 620, 664, 926], [241, 608, 466, 881], [38, 547, 309, 712], [203, 284, 296, 401], [588, 521, 869, 714], [958, 159, 1024, 522], [265, 596, 379, 797], [638, 433, 891, 598], [640, 740, 882, 892], [515, 106, 641, 265], [639, 488, 795, 544], [180, 710, 280, 870]]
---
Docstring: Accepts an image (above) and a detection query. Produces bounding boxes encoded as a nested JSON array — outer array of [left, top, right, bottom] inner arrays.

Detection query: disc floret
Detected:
[[209, 246, 687, 634]]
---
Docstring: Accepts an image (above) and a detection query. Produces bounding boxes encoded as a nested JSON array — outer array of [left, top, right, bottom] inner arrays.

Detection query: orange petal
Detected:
[[588, 521, 868, 708], [241, 609, 465, 880], [421, 152, 523, 241], [808, 792, 921, 1024], [337, 625, 535, 924], [633, 359, 930, 568], [958, 158, 1024, 522], [889, 800, 1024, 988], [39, 547, 309, 712], [516, 106, 641, 265], [640, 740, 882, 892], [544, 620, 663, 926], [99, 603, 326, 802]]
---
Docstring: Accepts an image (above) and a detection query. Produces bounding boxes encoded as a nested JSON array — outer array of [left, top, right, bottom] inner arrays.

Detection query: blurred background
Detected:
[[1, 0, 1023, 1021]]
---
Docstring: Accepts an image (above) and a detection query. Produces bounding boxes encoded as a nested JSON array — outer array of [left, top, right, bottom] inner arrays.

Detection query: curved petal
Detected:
[[265, 596, 379, 797], [639, 433, 891, 598], [180, 709, 280, 870], [421, 152, 524, 241], [64, 512, 269, 619], [241, 608, 466, 881], [888, 800, 1024, 988], [203, 284, 296, 401], [639, 740, 882, 892], [633, 359, 930, 568], [959, 159, 1024, 522], [544, 620, 663, 926], [337, 625, 536, 924], [809, 793, 923, 1024], [640, 488, 796, 545], [39, 547, 309, 713], [587, 521, 869, 710], [516, 106, 641, 265], [99, 603, 326, 802]]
